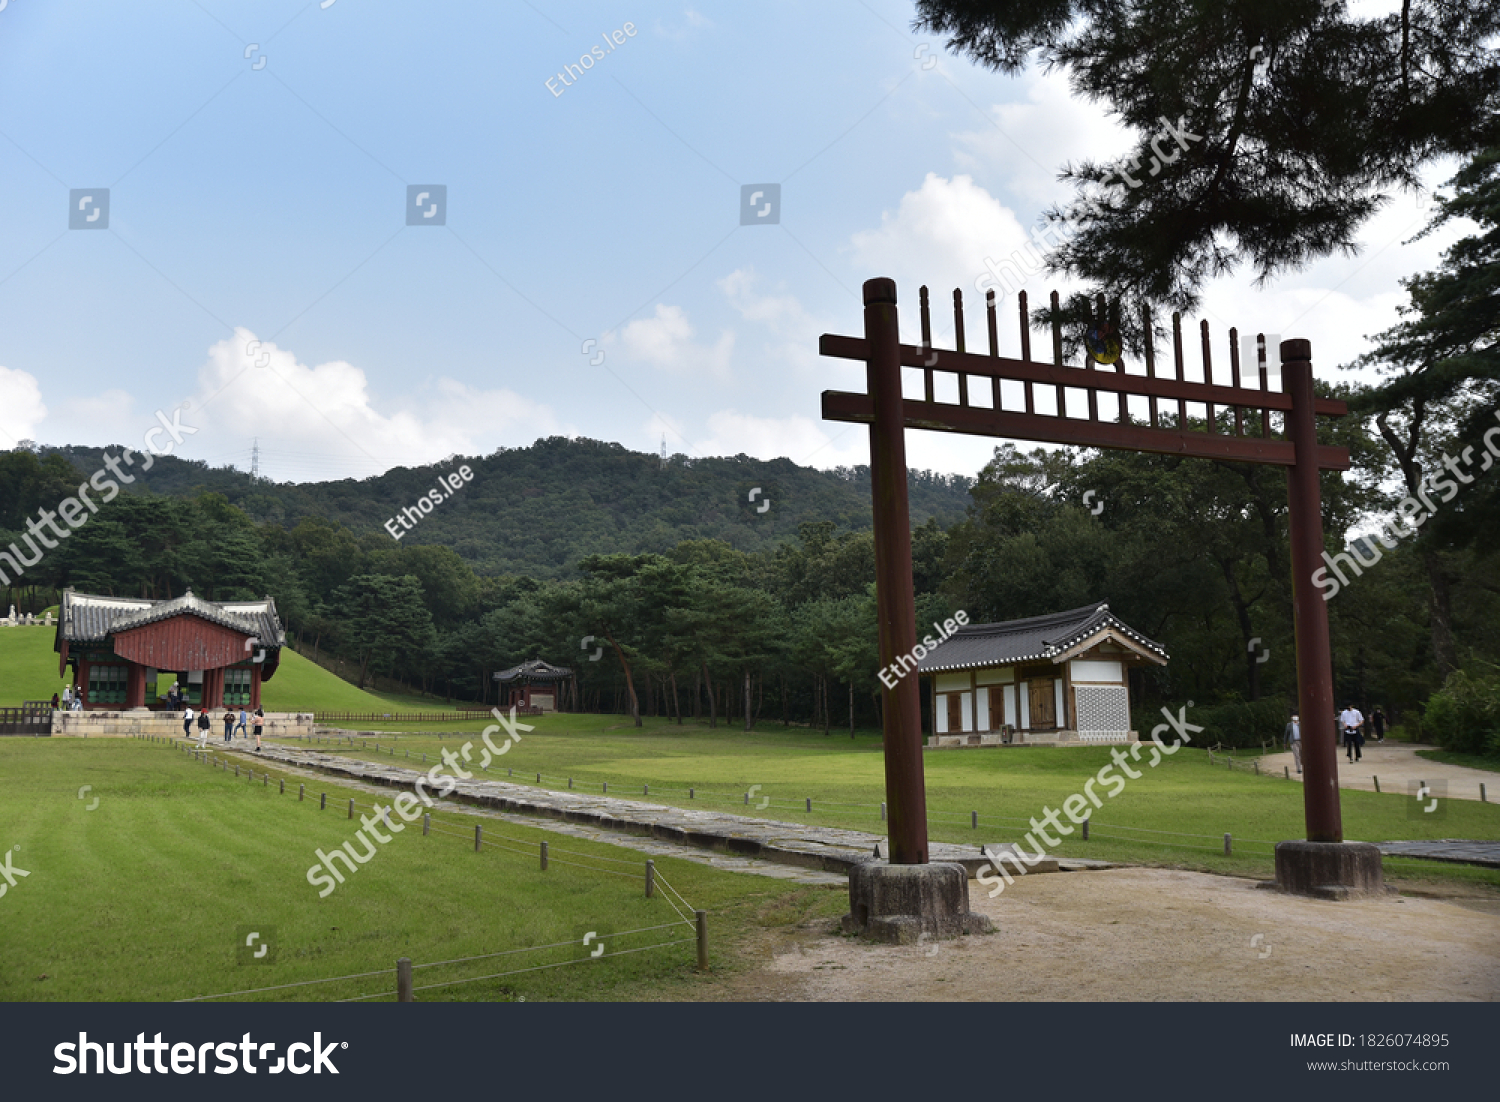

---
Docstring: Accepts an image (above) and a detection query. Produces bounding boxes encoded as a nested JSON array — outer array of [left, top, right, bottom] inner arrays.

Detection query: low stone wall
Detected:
[[50, 710, 316, 738], [929, 729, 1138, 748]]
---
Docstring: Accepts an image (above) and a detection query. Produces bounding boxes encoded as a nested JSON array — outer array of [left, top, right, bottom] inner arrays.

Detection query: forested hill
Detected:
[[37, 436, 976, 578]]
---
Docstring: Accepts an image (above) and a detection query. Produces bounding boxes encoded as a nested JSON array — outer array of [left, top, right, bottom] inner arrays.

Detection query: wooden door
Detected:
[[988, 690, 1003, 732], [1028, 678, 1055, 728], [946, 693, 962, 733]]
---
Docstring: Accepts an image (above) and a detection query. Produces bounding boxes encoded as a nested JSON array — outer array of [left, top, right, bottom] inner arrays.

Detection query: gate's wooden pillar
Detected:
[[864, 278, 929, 864], [1282, 340, 1343, 843]]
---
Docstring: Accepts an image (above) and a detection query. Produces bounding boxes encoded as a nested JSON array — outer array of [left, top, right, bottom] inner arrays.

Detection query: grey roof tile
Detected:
[[914, 602, 1167, 673]]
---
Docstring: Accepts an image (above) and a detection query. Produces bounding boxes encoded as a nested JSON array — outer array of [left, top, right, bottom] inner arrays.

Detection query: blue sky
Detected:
[[0, 0, 1458, 484]]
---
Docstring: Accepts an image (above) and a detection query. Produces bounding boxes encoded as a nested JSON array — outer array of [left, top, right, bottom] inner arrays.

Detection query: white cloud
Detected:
[[952, 69, 1136, 214], [0, 366, 47, 448], [608, 303, 735, 378], [167, 330, 572, 482]]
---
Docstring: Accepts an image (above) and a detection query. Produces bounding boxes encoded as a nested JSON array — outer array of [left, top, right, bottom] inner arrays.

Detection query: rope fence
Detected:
[[139, 732, 1492, 882]]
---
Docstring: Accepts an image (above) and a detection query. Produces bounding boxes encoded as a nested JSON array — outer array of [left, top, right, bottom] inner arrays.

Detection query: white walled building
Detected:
[[916, 602, 1168, 747]]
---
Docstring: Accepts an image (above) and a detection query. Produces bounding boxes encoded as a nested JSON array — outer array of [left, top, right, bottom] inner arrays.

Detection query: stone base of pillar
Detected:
[[1270, 840, 1387, 900], [841, 861, 995, 944]]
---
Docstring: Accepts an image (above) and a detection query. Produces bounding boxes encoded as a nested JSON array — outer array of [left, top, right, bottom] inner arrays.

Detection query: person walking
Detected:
[[1284, 713, 1302, 773], [235, 707, 249, 739], [222, 709, 235, 742], [1340, 703, 1365, 763], [182, 704, 195, 739], [1371, 706, 1386, 743], [252, 705, 264, 752], [196, 707, 211, 743], [51, 692, 59, 710]]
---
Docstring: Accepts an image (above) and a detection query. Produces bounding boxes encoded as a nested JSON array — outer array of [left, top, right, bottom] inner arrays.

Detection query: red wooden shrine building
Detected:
[[54, 588, 285, 710]]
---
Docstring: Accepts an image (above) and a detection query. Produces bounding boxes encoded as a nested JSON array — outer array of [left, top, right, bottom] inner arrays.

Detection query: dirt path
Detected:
[[710, 867, 1500, 1002], [1263, 741, 1496, 803]]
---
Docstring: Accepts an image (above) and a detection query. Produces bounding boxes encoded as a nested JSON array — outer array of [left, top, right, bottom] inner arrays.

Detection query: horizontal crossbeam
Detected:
[[821, 390, 1351, 470], [818, 334, 1348, 418]]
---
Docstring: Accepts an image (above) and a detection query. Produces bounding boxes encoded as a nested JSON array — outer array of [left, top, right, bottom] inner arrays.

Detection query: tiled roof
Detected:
[[493, 658, 573, 682], [58, 589, 285, 646], [914, 602, 1167, 673]]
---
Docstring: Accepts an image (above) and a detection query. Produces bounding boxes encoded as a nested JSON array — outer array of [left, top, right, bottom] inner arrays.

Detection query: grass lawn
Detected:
[[0, 628, 70, 704], [1415, 747, 1500, 774], [0, 738, 840, 1001], [0, 627, 454, 713], [304, 713, 1500, 891]]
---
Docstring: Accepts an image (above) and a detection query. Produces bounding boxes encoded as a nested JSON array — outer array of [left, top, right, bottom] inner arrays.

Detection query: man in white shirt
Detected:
[[1284, 714, 1302, 773], [1340, 704, 1365, 763]]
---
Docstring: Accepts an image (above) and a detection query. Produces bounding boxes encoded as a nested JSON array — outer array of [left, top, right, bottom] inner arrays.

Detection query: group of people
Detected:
[[1283, 705, 1386, 772], [50, 687, 84, 711], [182, 704, 265, 751]]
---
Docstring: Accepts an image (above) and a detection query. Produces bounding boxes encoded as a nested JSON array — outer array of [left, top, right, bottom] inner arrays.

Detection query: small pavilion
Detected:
[[916, 602, 1167, 746], [54, 588, 285, 710], [492, 658, 573, 713]]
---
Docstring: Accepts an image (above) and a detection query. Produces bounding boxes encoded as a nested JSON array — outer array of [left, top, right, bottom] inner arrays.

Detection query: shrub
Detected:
[[1134, 696, 1291, 750], [1420, 671, 1500, 757]]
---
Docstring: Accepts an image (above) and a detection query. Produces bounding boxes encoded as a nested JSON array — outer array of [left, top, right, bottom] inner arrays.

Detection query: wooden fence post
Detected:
[[645, 859, 655, 898], [1224, 833, 1232, 855], [1373, 775, 1380, 793], [1082, 816, 1089, 841], [475, 824, 482, 852], [971, 811, 978, 829], [540, 841, 548, 870], [423, 813, 430, 836], [397, 957, 413, 1003], [696, 910, 708, 971], [299, 783, 304, 801], [348, 798, 354, 819]]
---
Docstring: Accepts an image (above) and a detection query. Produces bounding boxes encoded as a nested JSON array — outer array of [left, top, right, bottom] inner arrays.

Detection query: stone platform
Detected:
[[54, 711, 315, 738]]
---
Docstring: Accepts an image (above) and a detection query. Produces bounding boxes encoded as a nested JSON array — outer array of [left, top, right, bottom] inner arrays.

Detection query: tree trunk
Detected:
[[743, 668, 752, 732], [781, 673, 789, 727], [670, 670, 682, 725], [1422, 548, 1458, 676], [822, 674, 831, 737], [849, 681, 855, 738], [702, 661, 717, 729]]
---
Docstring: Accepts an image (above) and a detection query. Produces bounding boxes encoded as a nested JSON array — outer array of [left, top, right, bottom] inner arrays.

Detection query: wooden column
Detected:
[[250, 663, 262, 709], [1283, 341, 1343, 843], [864, 277, 928, 865], [126, 662, 146, 709]]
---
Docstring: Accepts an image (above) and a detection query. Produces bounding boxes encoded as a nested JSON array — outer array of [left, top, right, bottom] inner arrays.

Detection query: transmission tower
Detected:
[[250, 438, 260, 481]]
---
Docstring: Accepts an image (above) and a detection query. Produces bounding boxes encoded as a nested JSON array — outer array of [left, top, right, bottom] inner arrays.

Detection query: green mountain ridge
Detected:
[[35, 435, 977, 578]]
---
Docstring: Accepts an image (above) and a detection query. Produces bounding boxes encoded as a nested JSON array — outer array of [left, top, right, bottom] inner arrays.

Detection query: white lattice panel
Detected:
[[1074, 684, 1130, 741]]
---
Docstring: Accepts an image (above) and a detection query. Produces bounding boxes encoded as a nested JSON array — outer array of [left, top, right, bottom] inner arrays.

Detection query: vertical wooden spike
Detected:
[[1229, 326, 1244, 436], [920, 285, 935, 403], [1084, 297, 1099, 422], [1019, 290, 1034, 415], [1201, 319, 1216, 433], [1113, 301, 1127, 426], [1258, 333, 1271, 437], [953, 289, 968, 406], [1050, 290, 1064, 415], [986, 289, 1001, 410], [985, 289, 998, 357], [1172, 312, 1186, 427], [1143, 304, 1158, 428]]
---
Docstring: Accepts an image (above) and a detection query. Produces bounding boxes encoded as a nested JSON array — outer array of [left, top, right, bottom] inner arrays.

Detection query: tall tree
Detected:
[[914, 0, 1500, 336], [1350, 147, 1500, 673]]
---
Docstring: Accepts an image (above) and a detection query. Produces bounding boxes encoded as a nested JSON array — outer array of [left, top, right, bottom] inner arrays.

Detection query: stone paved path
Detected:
[[1376, 841, 1500, 869], [214, 740, 1081, 881], [1262, 740, 1496, 803]]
